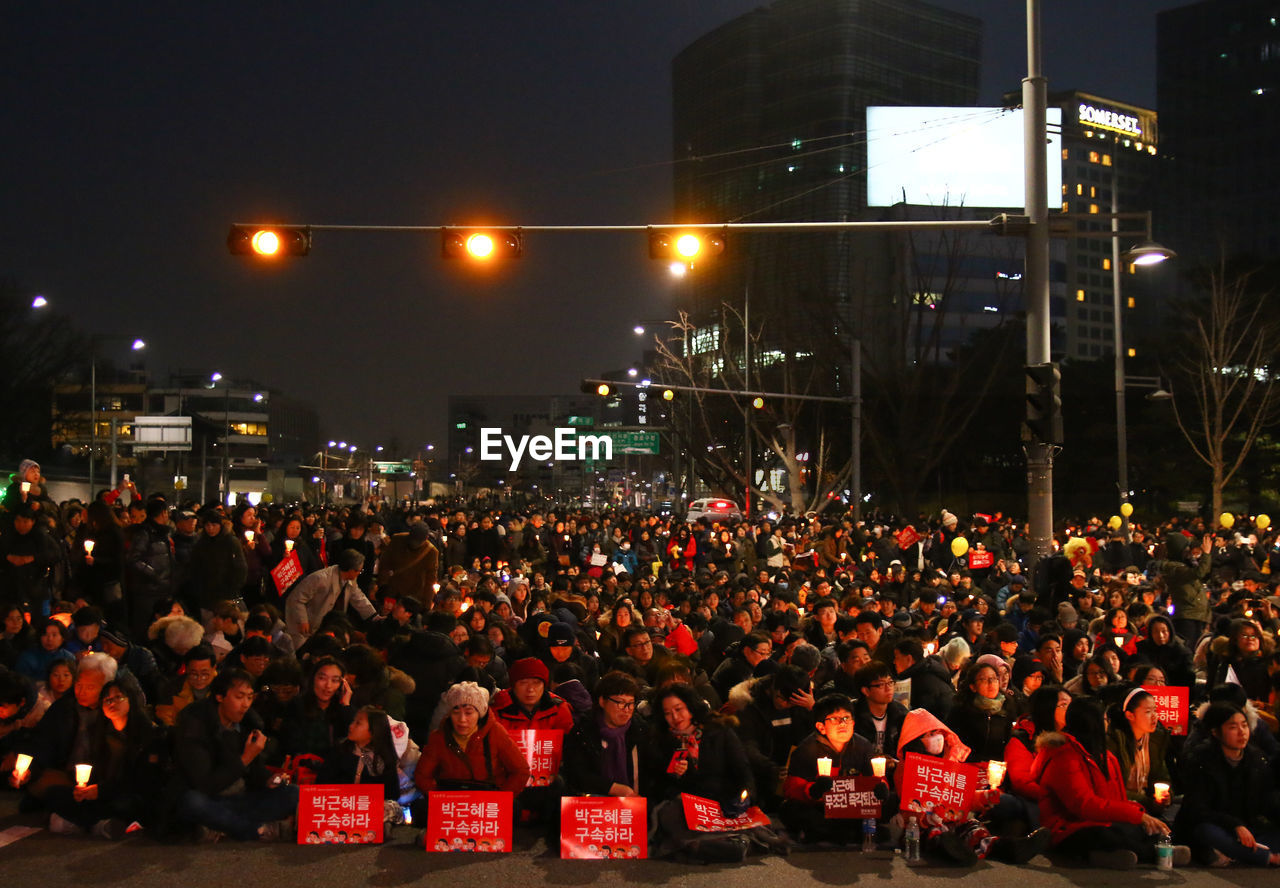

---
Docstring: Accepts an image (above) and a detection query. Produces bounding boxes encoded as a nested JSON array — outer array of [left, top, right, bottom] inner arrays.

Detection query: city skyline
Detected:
[[4, 0, 1192, 453]]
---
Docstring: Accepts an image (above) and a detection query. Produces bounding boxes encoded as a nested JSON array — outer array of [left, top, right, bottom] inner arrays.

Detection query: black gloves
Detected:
[[808, 777, 834, 799]]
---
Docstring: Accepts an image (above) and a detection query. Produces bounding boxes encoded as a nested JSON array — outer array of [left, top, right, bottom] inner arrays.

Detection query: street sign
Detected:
[[132, 416, 192, 452], [606, 430, 659, 455], [373, 460, 412, 474], [566, 416, 595, 426]]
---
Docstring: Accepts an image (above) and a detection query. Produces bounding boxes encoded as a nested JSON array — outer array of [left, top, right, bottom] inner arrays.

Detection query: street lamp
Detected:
[[30, 295, 47, 309], [88, 335, 146, 497]]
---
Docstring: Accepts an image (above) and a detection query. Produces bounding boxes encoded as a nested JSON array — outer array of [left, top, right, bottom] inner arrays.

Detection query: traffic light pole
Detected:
[[1023, 0, 1054, 564]]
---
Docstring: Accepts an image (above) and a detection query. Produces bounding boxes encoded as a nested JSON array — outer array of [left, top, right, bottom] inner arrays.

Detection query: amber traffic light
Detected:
[[227, 225, 311, 257]]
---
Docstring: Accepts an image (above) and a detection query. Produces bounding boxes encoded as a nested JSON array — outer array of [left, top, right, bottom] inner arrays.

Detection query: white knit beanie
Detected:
[[441, 681, 490, 717]]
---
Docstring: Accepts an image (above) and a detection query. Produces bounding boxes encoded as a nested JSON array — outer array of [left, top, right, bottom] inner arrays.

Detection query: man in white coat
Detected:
[[284, 549, 376, 647]]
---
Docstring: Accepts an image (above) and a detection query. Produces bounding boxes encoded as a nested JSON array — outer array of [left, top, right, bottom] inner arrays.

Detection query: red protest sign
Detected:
[[271, 551, 304, 595], [680, 793, 771, 832], [512, 730, 563, 787], [297, 784, 383, 845], [560, 796, 647, 859], [968, 549, 994, 570], [900, 753, 978, 817], [1143, 685, 1190, 736], [823, 776, 883, 819], [895, 526, 920, 550], [424, 791, 512, 853]]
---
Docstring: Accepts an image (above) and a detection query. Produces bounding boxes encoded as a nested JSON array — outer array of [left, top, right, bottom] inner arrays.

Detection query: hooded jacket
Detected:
[[892, 708, 970, 801], [1030, 730, 1143, 844]]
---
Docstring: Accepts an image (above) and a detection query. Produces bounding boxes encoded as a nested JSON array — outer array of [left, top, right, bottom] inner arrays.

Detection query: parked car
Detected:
[[685, 497, 743, 523]]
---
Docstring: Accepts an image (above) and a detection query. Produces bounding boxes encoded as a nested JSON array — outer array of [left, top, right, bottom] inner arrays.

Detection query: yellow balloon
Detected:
[[950, 537, 969, 558], [1120, 502, 1134, 518], [1257, 514, 1271, 531], [1108, 515, 1122, 530], [1220, 512, 1235, 529]]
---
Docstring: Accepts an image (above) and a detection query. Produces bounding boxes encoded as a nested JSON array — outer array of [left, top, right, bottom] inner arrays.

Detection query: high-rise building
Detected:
[[1055, 91, 1163, 359], [671, 0, 983, 364], [1157, 0, 1280, 264]]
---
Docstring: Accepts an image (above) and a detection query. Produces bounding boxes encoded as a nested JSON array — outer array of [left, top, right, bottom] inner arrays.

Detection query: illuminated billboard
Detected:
[[867, 106, 1062, 208]]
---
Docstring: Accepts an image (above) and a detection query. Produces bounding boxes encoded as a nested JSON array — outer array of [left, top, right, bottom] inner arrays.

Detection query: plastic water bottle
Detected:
[[1156, 835, 1173, 870], [862, 818, 877, 852], [905, 816, 923, 865]]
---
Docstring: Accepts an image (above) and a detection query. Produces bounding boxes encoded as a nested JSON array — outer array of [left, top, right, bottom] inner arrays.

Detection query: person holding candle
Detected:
[[10, 652, 114, 802], [779, 693, 876, 845], [1094, 608, 1139, 660], [1105, 689, 1175, 815], [1175, 703, 1280, 867], [946, 660, 1015, 763], [645, 682, 755, 806], [0, 501, 62, 613], [265, 516, 320, 605], [894, 707, 1050, 864], [1032, 698, 1189, 869], [42, 679, 160, 838]]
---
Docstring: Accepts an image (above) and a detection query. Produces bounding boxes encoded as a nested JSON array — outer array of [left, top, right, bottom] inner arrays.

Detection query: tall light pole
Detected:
[[89, 335, 146, 498], [1023, 0, 1053, 561]]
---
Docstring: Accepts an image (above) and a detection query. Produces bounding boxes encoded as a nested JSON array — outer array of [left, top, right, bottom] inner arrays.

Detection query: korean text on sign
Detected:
[[513, 730, 563, 787], [823, 777, 883, 820], [297, 784, 383, 845], [1143, 685, 1189, 736], [680, 793, 771, 832], [424, 791, 513, 853], [560, 796, 647, 859], [899, 753, 978, 817]]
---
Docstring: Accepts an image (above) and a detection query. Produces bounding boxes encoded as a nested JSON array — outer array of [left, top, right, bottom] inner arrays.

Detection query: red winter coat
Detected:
[[488, 688, 575, 734], [1030, 730, 1143, 845]]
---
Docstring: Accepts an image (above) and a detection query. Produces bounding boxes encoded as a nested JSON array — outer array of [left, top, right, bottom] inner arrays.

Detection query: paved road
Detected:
[[1, 797, 1276, 888]]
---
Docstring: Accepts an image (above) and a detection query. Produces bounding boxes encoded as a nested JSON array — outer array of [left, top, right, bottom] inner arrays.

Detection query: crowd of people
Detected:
[[0, 457, 1278, 869]]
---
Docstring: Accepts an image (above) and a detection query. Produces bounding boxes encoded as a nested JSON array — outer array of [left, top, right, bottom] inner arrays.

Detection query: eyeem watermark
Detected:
[[480, 428, 613, 471]]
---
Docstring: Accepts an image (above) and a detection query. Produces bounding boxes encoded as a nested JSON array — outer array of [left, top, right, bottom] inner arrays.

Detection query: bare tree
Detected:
[[651, 307, 850, 514], [1168, 259, 1280, 517], [856, 217, 1022, 515]]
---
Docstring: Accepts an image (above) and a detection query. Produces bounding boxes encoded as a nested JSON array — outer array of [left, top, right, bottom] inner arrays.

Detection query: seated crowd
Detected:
[[0, 489, 1278, 869]]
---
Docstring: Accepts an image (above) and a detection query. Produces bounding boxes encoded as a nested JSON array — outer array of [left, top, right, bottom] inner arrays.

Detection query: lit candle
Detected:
[[83, 540, 95, 555], [871, 756, 887, 777], [1153, 782, 1171, 804], [987, 760, 1006, 788], [20, 481, 30, 494], [75, 763, 92, 787], [924, 641, 937, 657], [433, 583, 441, 593], [13, 754, 32, 781], [244, 530, 255, 544], [284, 539, 294, 553], [816, 757, 832, 777], [1113, 636, 1123, 648]]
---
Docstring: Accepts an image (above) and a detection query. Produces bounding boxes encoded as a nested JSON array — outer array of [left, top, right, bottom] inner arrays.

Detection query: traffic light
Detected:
[[751, 397, 765, 410], [661, 388, 678, 402], [227, 225, 311, 257], [581, 380, 613, 397], [442, 228, 522, 260], [1025, 362, 1063, 444], [648, 229, 725, 262]]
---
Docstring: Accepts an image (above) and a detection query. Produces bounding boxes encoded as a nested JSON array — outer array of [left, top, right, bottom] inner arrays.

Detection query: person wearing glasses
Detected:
[[779, 693, 876, 844], [710, 631, 773, 700], [561, 671, 647, 799], [42, 680, 159, 839], [1205, 619, 1273, 705], [852, 662, 907, 760]]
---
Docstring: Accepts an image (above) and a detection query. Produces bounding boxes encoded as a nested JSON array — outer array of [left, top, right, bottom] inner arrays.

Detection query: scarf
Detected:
[[598, 716, 630, 787], [677, 725, 703, 765], [974, 693, 1005, 714]]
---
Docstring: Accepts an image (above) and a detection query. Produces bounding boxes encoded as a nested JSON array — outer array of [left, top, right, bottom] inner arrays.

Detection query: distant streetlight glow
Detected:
[[210, 372, 223, 382], [31, 295, 47, 309], [633, 325, 646, 335], [131, 339, 146, 351]]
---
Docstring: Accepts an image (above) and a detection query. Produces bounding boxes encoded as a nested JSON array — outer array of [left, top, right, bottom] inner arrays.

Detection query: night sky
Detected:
[[3, 0, 1191, 455]]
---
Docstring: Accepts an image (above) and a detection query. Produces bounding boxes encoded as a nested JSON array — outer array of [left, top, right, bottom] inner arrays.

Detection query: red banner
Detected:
[[512, 729, 563, 787], [900, 753, 979, 818], [680, 793, 770, 832], [271, 551, 304, 595], [1143, 685, 1190, 736], [560, 796, 646, 859], [895, 526, 920, 550], [297, 784, 383, 845], [823, 776, 883, 819], [968, 549, 994, 570], [424, 791, 512, 853]]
